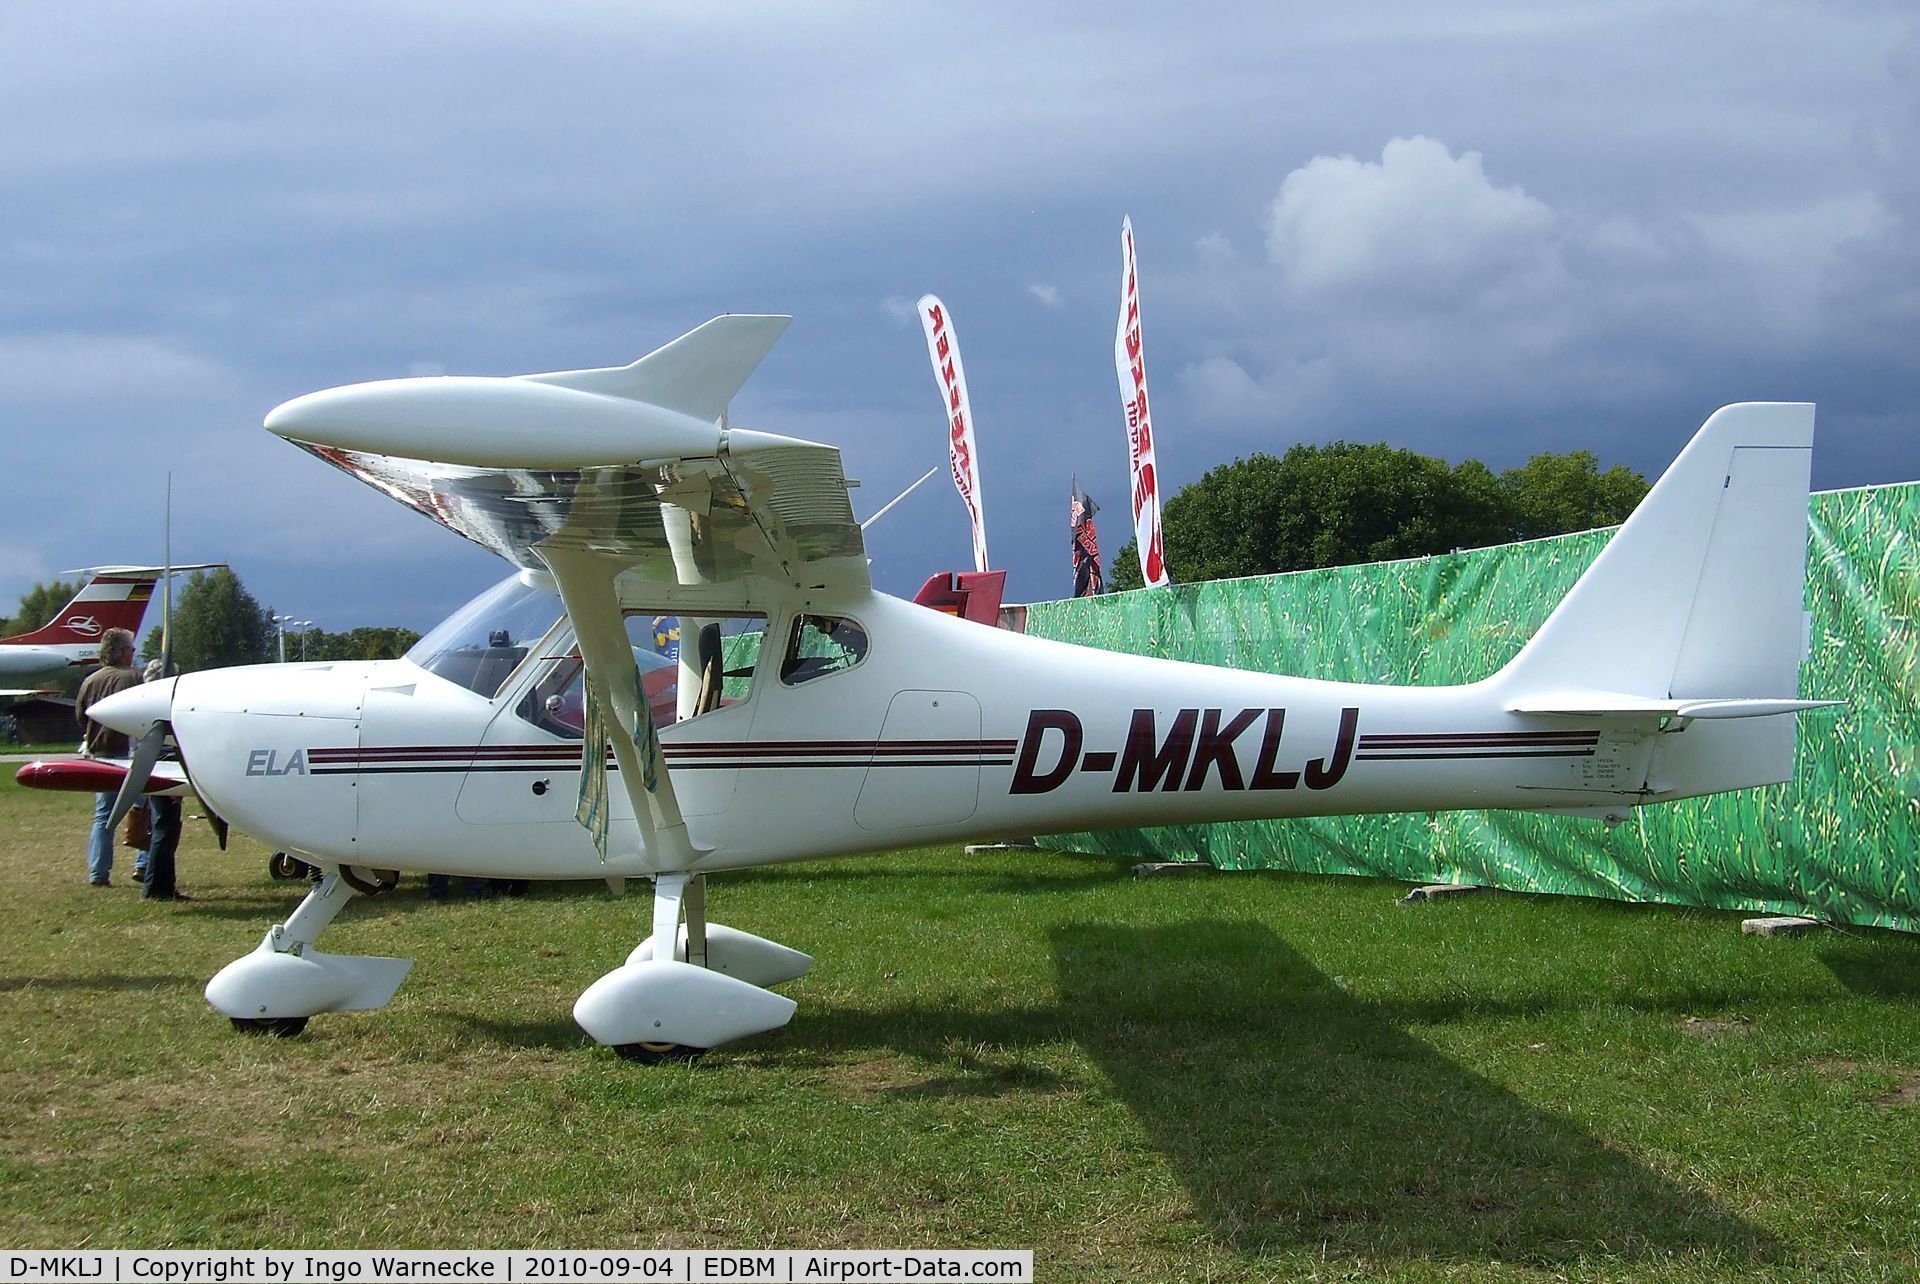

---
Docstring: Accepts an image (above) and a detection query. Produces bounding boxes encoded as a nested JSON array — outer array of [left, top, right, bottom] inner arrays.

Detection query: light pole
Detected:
[[296, 621, 315, 662], [271, 614, 298, 664]]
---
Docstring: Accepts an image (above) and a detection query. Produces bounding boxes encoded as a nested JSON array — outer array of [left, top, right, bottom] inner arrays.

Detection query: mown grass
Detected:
[[3, 774, 1919, 1280]]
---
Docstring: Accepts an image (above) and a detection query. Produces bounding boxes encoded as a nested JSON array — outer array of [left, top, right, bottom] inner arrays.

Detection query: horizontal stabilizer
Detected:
[[523, 314, 791, 423], [1509, 694, 1844, 720], [59, 563, 224, 578]]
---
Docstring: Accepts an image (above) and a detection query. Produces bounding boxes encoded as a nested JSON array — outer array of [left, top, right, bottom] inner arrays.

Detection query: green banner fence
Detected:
[[1022, 483, 1920, 932]]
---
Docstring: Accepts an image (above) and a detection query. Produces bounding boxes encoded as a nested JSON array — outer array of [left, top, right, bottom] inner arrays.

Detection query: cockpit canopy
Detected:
[[407, 573, 874, 716], [404, 574, 563, 698]]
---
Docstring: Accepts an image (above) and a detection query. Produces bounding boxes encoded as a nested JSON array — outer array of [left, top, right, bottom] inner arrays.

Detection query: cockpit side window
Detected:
[[516, 612, 766, 738], [780, 615, 869, 686]]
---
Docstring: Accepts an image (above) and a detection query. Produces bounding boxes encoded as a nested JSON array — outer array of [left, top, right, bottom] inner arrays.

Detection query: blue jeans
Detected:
[[88, 792, 115, 883], [143, 796, 182, 898]]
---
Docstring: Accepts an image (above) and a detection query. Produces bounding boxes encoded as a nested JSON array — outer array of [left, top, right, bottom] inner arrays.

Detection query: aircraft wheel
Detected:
[[268, 852, 303, 881], [340, 865, 400, 895], [230, 1016, 309, 1038], [613, 1040, 707, 1064]]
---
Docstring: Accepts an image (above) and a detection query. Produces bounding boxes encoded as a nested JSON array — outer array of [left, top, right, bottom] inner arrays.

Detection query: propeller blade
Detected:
[[106, 721, 167, 833], [161, 472, 174, 678]]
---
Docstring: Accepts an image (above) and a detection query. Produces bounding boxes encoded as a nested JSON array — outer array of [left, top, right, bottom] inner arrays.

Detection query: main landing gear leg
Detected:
[[573, 870, 814, 1062], [204, 865, 414, 1037]]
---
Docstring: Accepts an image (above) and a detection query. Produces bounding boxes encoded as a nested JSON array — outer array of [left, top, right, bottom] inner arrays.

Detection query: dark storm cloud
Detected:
[[0, 2, 1912, 624]]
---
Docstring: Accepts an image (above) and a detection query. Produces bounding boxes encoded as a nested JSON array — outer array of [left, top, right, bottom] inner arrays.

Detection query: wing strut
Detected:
[[540, 547, 704, 873]]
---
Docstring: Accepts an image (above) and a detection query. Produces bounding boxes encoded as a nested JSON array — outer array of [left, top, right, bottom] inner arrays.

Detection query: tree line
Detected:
[[3, 568, 419, 671], [1109, 443, 1648, 592]]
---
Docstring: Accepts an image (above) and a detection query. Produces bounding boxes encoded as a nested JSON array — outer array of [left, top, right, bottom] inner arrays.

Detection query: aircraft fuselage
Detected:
[[166, 590, 1653, 878]]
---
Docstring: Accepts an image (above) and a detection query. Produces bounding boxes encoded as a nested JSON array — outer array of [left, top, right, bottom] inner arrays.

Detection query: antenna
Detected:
[[860, 465, 941, 532]]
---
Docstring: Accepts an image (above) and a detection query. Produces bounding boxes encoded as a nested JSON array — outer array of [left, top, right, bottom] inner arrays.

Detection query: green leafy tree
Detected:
[[1109, 443, 1650, 592], [285, 625, 423, 663], [1109, 442, 1515, 591], [1499, 450, 1649, 539], [137, 568, 275, 671], [3, 578, 81, 636]]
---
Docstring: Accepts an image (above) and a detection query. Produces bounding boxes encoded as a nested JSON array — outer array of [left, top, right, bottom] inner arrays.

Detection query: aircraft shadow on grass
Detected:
[[1040, 921, 1776, 1265], [751, 920, 1772, 1267], [457, 918, 1779, 1265], [1818, 938, 1920, 1000]]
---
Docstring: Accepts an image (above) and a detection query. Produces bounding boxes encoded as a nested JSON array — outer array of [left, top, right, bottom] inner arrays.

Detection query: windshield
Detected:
[[406, 573, 565, 698]]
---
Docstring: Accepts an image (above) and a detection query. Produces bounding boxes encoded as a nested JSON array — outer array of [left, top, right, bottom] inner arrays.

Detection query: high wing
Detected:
[[265, 315, 868, 615], [265, 315, 860, 871]]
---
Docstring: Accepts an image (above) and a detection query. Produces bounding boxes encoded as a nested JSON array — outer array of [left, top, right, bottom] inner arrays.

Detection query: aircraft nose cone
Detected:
[[89, 677, 177, 735]]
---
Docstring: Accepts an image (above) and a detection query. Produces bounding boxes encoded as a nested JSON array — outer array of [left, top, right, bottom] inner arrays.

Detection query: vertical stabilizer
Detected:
[[3, 571, 156, 646], [1494, 402, 1816, 796], [521, 315, 792, 425], [1496, 403, 1813, 701]]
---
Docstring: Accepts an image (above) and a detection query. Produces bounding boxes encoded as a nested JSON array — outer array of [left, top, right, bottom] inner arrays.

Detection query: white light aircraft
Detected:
[[82, 316, 1835, 1059], [0, 565, 218, 697]]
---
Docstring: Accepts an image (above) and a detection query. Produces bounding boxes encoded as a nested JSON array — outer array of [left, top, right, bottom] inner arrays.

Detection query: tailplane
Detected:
[[1493, 403, 1823, 797]]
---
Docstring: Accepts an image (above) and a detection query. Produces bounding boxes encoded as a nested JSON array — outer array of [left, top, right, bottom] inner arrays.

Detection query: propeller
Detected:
[[161, 472, 174, 679], [104, 472, 176, 831], [105, 722, 166, 832]]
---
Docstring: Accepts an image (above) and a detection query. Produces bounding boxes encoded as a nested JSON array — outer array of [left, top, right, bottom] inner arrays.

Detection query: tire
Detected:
[[230, 1016, 309, 1038], [613, 1041, 708, 1064]]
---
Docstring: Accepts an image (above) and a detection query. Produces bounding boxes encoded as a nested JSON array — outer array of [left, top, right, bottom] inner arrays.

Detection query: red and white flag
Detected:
[[1115, 217, 1169, 588], [918, 294, 990, 573]]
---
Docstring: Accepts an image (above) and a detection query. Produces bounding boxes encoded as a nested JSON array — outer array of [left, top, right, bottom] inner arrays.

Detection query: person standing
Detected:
[[74, 627, 141, 887], [137, 658, 187, 900], [1071, 480, 1104, 598]]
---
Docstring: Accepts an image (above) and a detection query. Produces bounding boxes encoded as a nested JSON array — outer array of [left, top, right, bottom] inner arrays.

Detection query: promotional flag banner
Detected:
[[1071, 478, 1103, 598], [1115, 217, 1170, 588], [918, 294, 990, 573]]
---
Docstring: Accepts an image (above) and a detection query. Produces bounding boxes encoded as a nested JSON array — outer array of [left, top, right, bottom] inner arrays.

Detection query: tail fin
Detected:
[[1494, 403, 1818, 796], [522, 315, 792, 424], [3, 569, 157, 646]]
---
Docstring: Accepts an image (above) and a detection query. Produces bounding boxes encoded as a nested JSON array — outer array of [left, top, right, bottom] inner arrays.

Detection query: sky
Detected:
[[2, 2, 1915, 632]]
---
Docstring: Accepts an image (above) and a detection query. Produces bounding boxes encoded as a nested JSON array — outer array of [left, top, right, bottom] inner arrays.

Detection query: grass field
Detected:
[[3, 774, 1919, 1280]]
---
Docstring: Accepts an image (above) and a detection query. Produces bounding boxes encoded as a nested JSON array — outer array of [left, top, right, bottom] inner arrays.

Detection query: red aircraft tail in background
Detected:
[[2, 569, 158, 647], [912, 570, 1007, 627]]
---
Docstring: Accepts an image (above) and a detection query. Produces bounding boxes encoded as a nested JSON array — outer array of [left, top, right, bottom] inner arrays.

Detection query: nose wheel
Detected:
[[268, 851, 318, 881], [614, 1040, 707, 1064], [230, 1016, 310, 1038]]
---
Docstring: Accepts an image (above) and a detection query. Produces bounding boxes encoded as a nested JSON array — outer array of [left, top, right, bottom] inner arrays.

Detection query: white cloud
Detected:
[[0, 332, 237, 405], [1028, 284, 1062, 308], [1195, 233, 1236, 268], [1177, 356, 1283, 426], [1265, 136, 1559, 307]]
